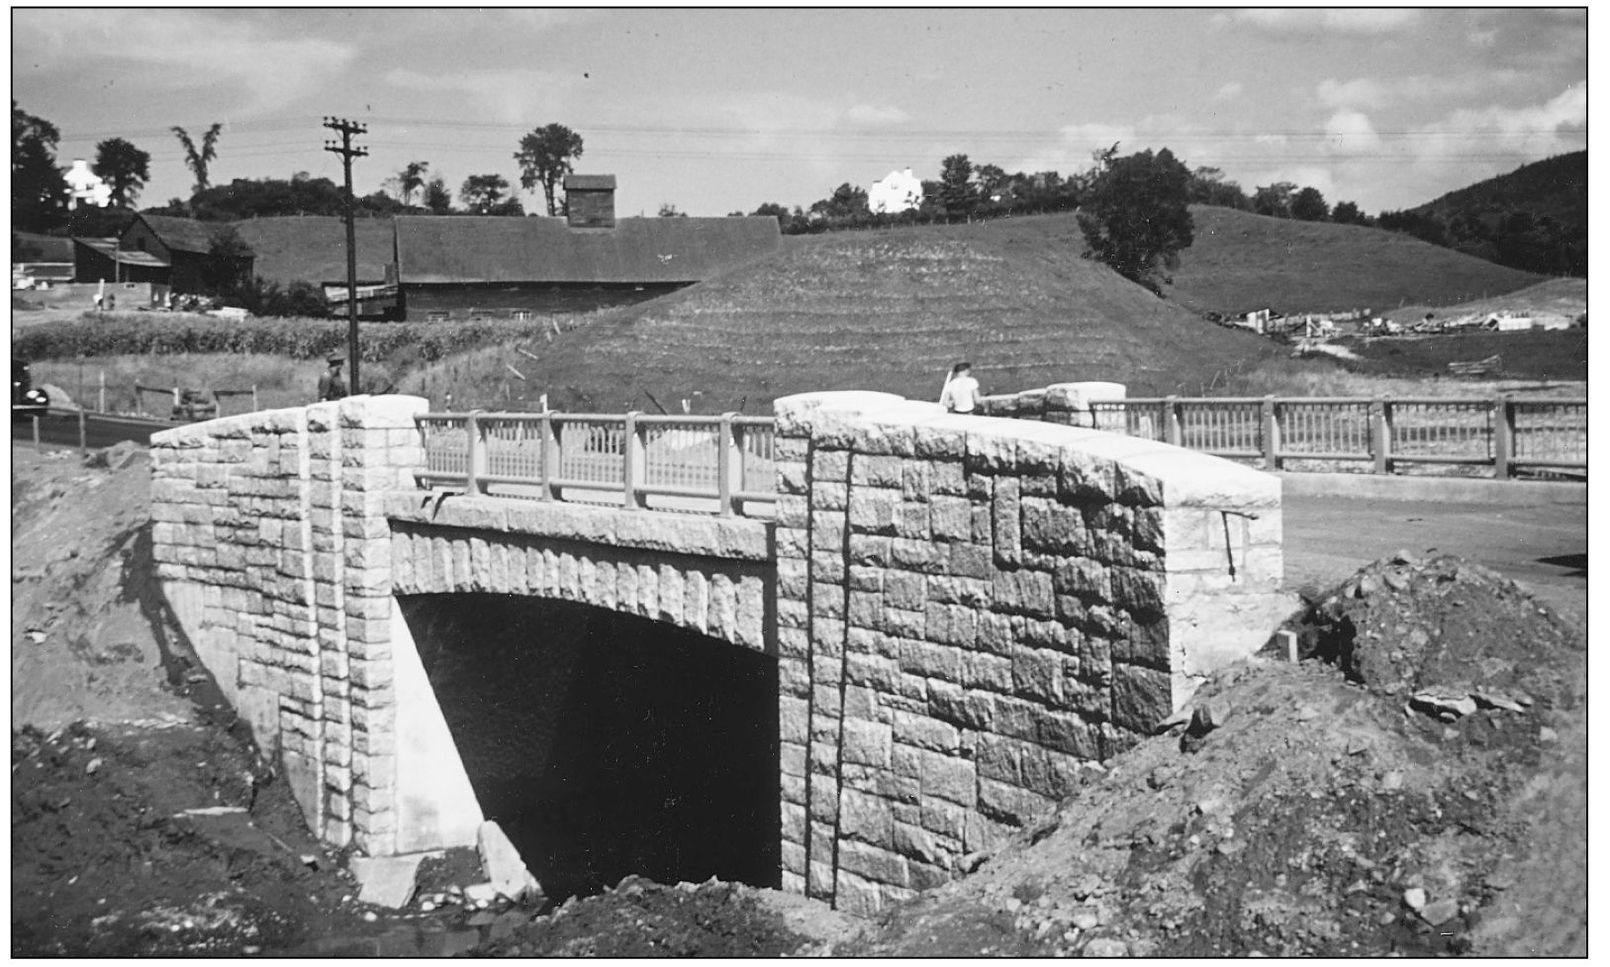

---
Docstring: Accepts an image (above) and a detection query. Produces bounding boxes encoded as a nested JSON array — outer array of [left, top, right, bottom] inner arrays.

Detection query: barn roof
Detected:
[[231, 216, 396, 285], [138, 213, 227, 255], [564, 174, 617, 191], [393, 215, 781, 285]]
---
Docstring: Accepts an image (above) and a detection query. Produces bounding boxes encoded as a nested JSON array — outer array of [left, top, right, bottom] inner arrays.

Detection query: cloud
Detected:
[[1013, 122, 1136, 174], [1234, 9, 1421, 34], [844, 103, 911, 127], [15, 10, 354, 113], [384, 67, 581, 126], [1214, 82, 1243, 102], [1316, 78, 1386, 111], [1322, 111, 1381, 154]]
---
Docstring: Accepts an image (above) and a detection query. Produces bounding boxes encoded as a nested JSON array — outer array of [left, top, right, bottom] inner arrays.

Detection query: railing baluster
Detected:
[[1493, 395, 1514, 480], [623, 411, 645, 510], [718, 413, 739, 516], [465, 411, 484, 495]]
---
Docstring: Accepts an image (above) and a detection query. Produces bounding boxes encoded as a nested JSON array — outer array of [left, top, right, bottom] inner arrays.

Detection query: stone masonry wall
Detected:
[[770, 391, 1294, 916], [383, 495, 773, 653], [150, 396, 428, 854]]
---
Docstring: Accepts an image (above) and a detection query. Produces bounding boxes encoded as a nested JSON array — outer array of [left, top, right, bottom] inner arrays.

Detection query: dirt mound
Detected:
[[10, 447, 192, 728], [471, 877, 818, 957], [1292, 551, 1581, 710], [848, 553, 1585, 957]]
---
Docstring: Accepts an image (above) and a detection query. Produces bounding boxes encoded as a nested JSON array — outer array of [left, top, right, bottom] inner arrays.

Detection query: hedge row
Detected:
[[14, 314, 543, 364]]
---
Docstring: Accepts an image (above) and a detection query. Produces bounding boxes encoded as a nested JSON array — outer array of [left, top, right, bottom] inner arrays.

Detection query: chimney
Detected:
[[563, 174, 617, 229]]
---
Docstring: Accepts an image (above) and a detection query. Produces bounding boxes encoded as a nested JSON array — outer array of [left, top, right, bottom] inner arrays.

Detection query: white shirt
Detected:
[[941, 374, 979, 413]]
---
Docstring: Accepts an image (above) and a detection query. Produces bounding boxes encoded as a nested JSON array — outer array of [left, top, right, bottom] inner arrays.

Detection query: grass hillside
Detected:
[[1168, 206, 1545, 318], [410, 216, 1284, 412]]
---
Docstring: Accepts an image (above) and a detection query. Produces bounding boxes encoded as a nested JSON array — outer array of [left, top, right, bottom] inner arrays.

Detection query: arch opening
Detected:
[[397, 593, 780, 901]]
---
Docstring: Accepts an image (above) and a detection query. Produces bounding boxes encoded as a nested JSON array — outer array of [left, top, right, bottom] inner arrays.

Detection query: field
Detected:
[[18, 208, 1577, 418], [1168, 207, 1547, 317]]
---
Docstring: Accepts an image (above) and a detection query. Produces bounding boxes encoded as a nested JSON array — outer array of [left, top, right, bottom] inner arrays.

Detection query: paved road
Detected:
[[1282, 493, 1587, 626], [12, 411, 175, 449]]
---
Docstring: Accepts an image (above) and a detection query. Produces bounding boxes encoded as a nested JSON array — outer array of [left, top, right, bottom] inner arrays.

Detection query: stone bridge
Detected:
[[149, 390, 1294, 915]]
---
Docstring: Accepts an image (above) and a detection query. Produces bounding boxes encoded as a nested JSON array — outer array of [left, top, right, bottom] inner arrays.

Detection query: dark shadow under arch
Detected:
[[398, 593, 780, 901]]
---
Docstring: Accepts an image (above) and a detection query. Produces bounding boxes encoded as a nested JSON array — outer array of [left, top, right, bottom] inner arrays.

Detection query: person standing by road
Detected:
[[317, 356, 349, 402], [940, 360, 980, 414]]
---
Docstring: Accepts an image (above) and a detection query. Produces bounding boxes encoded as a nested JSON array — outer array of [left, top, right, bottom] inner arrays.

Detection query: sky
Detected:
[[11, 7, 1590, 219]]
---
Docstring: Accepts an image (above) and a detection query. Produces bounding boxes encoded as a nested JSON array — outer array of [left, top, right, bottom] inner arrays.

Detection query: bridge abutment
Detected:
[[770, 391, 1293, 914]]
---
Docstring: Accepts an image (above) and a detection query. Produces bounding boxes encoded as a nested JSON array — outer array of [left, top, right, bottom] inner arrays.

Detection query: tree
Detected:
[[808, 183, 870, 221], [1331, 200, 1367, 225], [657, 202, 687, 217], [423, 176, 453, 214], [1076, 147, 1194, 295], [1291, 186, 1329, 222], [460, 173, 511, 214], [202, 224, 254, 295], [1188, 166, 1251, 210], [513, 123, 584, 216], [751, 201, 799, 232], [974, 164, 1011, 203], [938, 153, 976, 219], [397, 160, 430, 205], [171, 122, 222, 194], [12, 101, 68, 232], [92, 137, 150, 207], [1252, 182, 1297, 219]]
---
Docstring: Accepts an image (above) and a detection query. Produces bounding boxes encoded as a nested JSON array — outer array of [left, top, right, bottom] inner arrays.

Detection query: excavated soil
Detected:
[[9, 442, 1587, 956]]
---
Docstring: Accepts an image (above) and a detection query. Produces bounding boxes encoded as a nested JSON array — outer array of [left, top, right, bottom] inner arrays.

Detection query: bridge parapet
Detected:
[[770, 391, 1294, 915]]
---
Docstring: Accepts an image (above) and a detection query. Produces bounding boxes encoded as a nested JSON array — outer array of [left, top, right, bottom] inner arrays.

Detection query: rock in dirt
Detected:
[[1421, 898, 1461, 926], [351, 855, 424, 909], [1084, 937, 1130, 956], [478, 820, 541, 902]]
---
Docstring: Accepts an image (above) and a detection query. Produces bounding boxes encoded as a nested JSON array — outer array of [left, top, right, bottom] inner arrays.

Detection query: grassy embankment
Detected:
[[20, 210, 1579, 415]]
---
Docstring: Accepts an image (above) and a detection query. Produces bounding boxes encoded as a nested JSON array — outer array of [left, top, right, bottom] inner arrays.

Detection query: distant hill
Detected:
[[1380, 151, 1586, 277], [1168, 206, 1546, 318], [431, 214, 1285, 412]]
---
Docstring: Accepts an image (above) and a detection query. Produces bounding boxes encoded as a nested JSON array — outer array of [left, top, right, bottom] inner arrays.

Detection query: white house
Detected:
[[868, 167, 923, 214], [64, 159, 111, 210]]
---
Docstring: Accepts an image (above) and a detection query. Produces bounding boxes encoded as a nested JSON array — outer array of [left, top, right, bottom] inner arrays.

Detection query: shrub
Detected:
[[13, 314, 547, 364]]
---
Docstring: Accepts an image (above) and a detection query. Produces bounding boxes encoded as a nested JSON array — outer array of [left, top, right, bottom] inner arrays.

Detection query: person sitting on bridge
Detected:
[[317, 356, 349, 402], [940, 361, 980, 414]]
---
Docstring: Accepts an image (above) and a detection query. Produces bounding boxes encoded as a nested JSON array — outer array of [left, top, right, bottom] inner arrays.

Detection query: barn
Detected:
[[392, 174, 782, 320]]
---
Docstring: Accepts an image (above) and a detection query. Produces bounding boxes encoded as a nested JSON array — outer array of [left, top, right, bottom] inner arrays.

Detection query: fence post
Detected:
[[98, 371, 105, 414], [1164, 396, 1183, 447], [252, 386, 260, 413], [623, 411, 645, 510], [464, 411, 484, 495], [1493, 395, 1514, 480], [32, 415, 40, 448], [1370, 396, 1392, 474], [718, 414, 740, 517], [1261, 395, 1280, 470], [539, 412, 558, 500], [77, 408, 87, 450]]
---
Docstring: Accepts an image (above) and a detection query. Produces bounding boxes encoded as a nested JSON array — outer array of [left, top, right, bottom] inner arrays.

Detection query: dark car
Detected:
[[12, 359, 48, 418]]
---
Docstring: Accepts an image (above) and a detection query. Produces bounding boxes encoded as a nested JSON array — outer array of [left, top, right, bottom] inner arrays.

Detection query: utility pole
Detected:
[[324, 116, 368, 395]]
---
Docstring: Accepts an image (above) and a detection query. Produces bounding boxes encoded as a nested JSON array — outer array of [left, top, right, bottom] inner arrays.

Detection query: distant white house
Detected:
[[868, 167, 923, 214], [64, 159, 111, 210]]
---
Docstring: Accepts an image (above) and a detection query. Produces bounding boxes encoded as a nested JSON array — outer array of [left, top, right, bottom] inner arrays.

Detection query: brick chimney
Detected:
[[564, 174, 617, 229]]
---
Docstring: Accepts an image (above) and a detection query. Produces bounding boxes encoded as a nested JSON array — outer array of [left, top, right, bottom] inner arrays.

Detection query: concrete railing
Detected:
[[414, 411, 777, 517], [978, 388, 1586, 480]]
